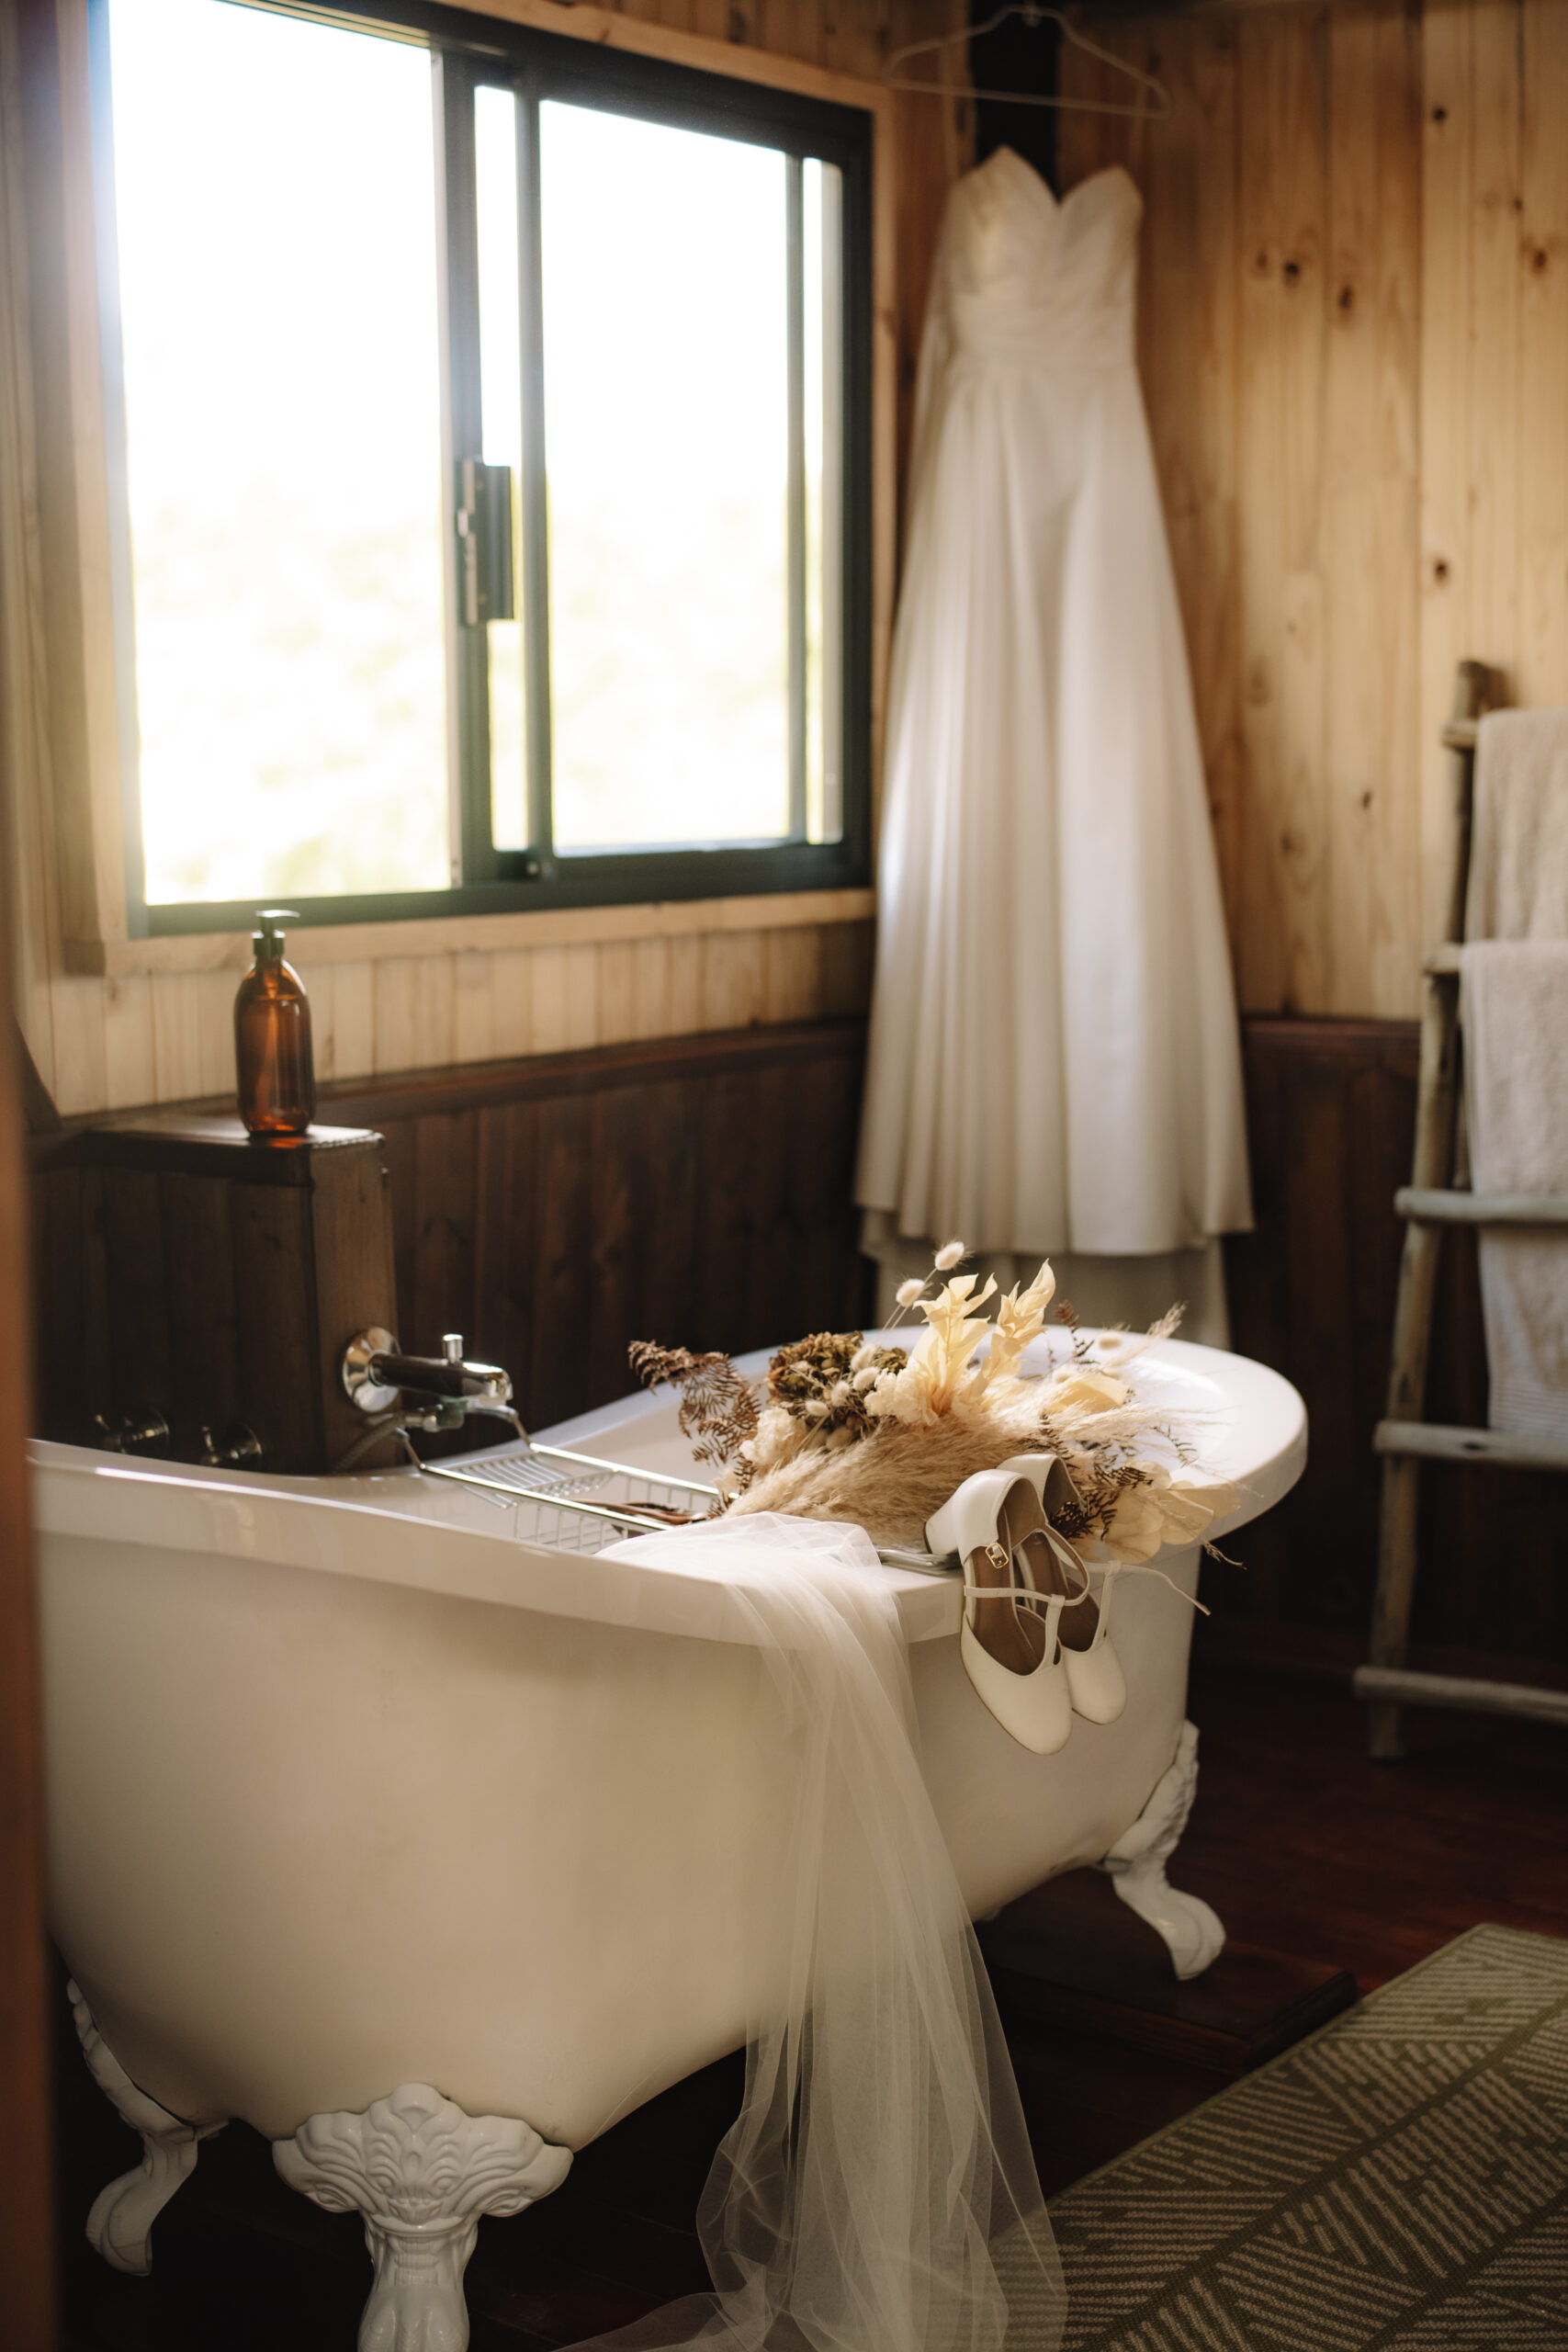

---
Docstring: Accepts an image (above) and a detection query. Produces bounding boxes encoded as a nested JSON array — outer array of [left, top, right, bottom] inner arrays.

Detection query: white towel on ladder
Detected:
[[1461, 942, 1568, 1442], [1465, 708, 1568, 941]]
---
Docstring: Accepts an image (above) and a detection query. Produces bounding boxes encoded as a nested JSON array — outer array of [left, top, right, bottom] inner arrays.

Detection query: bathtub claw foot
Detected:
[[68, 1979, 224, 2275], [1096, 1720, 1225, 1981], [275, 2082, 572, 2352]]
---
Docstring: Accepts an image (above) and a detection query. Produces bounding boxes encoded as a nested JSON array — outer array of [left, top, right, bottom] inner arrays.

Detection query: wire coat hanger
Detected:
[[886, 3, 1172, 122]]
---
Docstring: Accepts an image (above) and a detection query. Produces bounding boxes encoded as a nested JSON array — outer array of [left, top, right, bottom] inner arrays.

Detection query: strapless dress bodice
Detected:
[[941, 153, 1141, 368]]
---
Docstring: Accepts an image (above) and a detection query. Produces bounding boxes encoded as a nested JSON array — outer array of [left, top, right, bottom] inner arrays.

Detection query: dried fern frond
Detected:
[[627, 1341, 760, 1476], [1055, 1299, 1094, 1363]]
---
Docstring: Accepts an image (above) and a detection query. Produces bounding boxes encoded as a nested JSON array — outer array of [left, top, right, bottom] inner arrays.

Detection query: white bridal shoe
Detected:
[[924, 1471, 1074, 1754], [999, 1453, 1127, 1725]]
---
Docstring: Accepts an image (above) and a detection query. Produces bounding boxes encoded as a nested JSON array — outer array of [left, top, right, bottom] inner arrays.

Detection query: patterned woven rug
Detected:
[[1047, 1923, 1568, 2349]]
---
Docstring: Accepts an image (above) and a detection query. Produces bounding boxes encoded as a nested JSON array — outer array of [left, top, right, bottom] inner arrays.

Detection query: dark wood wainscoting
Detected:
[[1216, 1018, 1566, 1667], [319, 1020, 873, 1435], [30, 1010, 1554, 1663]]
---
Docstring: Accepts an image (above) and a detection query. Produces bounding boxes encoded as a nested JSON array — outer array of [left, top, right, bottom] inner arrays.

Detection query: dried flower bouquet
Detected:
[[629, 1246, 1238, 1561]]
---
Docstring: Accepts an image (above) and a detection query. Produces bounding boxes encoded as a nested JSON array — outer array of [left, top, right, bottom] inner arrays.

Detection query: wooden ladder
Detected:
[[1358, 661, 1568, 1757]]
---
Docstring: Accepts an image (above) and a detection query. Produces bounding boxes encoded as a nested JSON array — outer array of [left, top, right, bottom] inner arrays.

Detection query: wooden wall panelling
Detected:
[[1218, 1015, 1388, 1623], [887, 0, 971, 530], [739, 1051, 796, 1345], [76, 1161, 112, 1412], [1239, 6, 1330, 1019], [99, 972, 154, 1109], [162, 1167, 243, 1441], [1467, 0, 1521, 699], [1419, 0, 1568, 802], [1063, 3, 1432, 1024], [701, 931, 763, 1036], [332, 958, 377, 1082], [524, 1095, 592, 1419], [227, 1181, 321, 1464], [694, 1058, 760, 1356], [522, 945, 565, 1059], [321, 1020, 870, 1435], [586, 1078, 649, 1400], [1417, 0, 1477, 953], [99, 1160, 173, 1416], [818, 911, 874, 1016], [149, 967, 233, 1102], [634, 1072, 705, 1348], [1146, 17, 1245, 947], [1517, 0, 1568, 708], [1322, 0, 1422, 1021], [629, 934, 673, 1039], [452, 944, 495, 1064], [790, 1040, 871, 1325], [407, 1102, 480, 1367], [595, 937, 637, 1046], [484, 947, 529, 1063], [31, 1123, 400, 1469], [310, 1134, 400, 1469], [1418, 0, 1568, 923]]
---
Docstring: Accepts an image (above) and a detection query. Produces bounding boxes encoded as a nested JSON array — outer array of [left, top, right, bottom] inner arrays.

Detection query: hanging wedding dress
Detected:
[[857, 153, 1251, 1329], [578, 1512, 1066, 2352]]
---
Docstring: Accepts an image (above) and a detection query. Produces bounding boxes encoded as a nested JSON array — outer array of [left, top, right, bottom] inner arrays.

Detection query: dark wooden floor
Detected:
[[56, 1653, 1568, 2351]]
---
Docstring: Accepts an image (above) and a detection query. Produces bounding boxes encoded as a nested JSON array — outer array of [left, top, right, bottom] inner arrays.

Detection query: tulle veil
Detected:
[[575, 1511, 1066, 2352]]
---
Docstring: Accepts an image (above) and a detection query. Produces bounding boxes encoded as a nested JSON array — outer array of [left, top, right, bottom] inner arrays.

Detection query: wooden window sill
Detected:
[[65, 886, 877, 978]]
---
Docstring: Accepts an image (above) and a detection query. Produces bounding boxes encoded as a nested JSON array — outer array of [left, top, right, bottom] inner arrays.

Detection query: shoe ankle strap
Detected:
[[961, 1581, 1066, 1616]]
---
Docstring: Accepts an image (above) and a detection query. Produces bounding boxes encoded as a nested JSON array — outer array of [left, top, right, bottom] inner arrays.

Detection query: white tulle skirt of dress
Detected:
[[577, 1512, 1066, 2352], [857, 152, 1251, 1270]]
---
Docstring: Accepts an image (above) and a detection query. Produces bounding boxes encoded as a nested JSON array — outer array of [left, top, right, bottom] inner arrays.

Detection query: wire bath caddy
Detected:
[[415, 1438, 950, 1575]]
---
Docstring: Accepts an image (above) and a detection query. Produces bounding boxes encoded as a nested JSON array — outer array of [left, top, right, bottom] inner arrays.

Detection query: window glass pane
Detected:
[[804, 159, 843, 846], [474, 83, 527, 852], [107, 0, 448, 904], [539, 104, 793, 853]]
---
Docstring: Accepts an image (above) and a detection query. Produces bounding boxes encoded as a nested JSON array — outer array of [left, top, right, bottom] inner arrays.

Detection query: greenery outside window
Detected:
[[94, 0, 874, 936]]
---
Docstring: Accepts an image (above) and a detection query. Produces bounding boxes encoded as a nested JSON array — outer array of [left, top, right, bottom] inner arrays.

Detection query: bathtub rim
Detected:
[[28, 1445, 963, 1649], [28, 1331, 1304, 1648]]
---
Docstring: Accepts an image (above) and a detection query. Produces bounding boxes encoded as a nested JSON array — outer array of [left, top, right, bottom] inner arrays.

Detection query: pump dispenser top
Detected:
[[234, 909, 315, 1137]]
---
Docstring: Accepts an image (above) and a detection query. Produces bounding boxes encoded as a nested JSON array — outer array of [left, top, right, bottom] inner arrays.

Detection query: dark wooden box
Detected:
[[30, 1114, 398, 1476]]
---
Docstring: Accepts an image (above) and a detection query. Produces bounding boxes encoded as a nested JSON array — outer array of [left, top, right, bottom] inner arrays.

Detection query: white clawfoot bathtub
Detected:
[[33, 1333, 1303, 2348]]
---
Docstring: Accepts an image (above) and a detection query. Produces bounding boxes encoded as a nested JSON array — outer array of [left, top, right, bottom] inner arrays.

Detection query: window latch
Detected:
[[457, 458, 515, 627]]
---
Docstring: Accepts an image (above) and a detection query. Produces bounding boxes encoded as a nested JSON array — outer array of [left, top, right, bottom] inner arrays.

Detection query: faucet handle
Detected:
[[93, 1409, 170, 1457], [200, 1422, 264, 1469], [342, 1329, 513, 1414], [342, 1327, 402, 1415]]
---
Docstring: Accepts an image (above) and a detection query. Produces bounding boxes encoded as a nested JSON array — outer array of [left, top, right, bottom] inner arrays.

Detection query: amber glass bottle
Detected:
[[234, 910, 315, 1136]]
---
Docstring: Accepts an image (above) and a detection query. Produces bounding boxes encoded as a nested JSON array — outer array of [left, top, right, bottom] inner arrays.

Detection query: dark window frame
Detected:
[[93, 0, 875, 938]]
